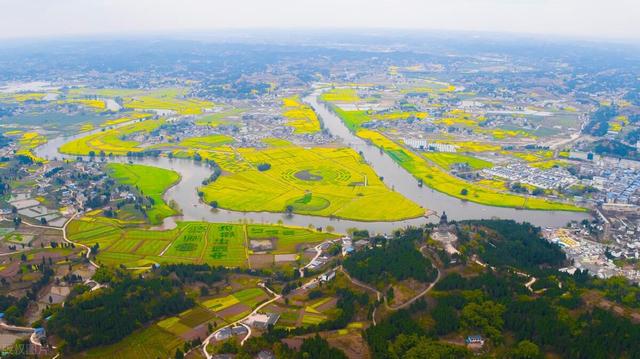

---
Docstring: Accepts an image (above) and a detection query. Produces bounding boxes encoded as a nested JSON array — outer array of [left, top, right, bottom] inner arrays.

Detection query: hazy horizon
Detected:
[[1, 0, 638, 42]]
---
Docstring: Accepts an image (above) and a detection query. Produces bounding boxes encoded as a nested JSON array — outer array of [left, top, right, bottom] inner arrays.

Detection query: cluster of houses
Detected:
[[482, 163, 577, 190]]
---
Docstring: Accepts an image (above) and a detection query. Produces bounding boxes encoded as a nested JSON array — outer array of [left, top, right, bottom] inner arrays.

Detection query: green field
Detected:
[[122, 88, 215, 115], [106, 163, 180, 224], [156, 305, 217, 336], [357, 129, 585, 212], [423, 152, 493, 170], [67, 218, 334, 268], [80, 324, 182, 359], [202, 287, 267, 311], [200, 146, 424, 221], [178, 134, 234, 150], [247, 225, 332, 253], [331, 107, 372, 131]]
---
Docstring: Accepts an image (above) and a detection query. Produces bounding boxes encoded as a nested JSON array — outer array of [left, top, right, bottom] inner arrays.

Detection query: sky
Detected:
[[0, 0, 638, 41]]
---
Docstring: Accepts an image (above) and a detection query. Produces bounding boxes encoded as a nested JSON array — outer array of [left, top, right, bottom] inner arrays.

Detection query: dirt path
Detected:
[[340, 244, 442, 324], [385, 246, 441, 310], [244, 224, 251, 269]]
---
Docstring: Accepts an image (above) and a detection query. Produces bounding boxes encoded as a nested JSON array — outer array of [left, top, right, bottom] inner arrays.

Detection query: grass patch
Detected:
[[106, 163, 180, 224]]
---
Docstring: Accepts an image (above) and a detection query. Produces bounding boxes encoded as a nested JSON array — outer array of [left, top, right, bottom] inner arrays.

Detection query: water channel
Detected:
[[34, 92, 590, 234]]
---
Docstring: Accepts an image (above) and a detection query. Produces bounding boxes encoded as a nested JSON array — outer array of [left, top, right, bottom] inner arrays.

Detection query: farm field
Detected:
[[356, 129, 585, 212], [319, 88, 361, 103], [16, 131, 48, 162], [66, 218, 335, 268], [61, 98, 106, 111], [282, 96, 321, 133], [121, 88, 215, 115], [101, 113, 152, 127], [106, 163, 180, 224], [79, 323, 183, 359], [59, 119, 164, 155], [423, 152, 493, 170], [331, 108, 372, 131], [247, 224, 335, 254], [157, 305, 217, 336], [200, 146, 424, 221], [194, 108, 244, 127], [201, 288, 267, 312], [178, 134, 234, 150]]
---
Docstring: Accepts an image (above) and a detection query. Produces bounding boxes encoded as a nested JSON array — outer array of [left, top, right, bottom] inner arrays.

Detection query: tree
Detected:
[[461, 301, 506, 343], [257, 163, 271, 171], [387, 287, 395, 301], [460, 188, 468, 196], [512, 340, 541, 359]]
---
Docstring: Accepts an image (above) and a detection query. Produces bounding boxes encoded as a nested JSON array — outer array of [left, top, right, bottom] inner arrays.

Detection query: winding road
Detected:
[[201, 282, 281, 359]]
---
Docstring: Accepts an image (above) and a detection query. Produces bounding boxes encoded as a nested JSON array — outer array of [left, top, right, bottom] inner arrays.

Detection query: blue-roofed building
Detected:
[[465, 335, 485, 346], [34, 327, 46, 339]]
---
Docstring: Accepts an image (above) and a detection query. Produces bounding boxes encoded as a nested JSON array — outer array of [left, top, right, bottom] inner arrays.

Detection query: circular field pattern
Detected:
[[294, 169, 323, 181], [285, 167, 352, 185], [287, 193, 330, 211]]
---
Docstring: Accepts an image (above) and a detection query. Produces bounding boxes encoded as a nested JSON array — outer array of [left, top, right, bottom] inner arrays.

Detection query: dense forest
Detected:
[[42, 221, 640, 358], [343, 229, 437, 286], [456, 220, 566, 272], [48, 268, 193, 351]]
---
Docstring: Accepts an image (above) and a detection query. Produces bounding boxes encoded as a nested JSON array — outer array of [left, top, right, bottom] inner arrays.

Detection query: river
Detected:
[[34, 92, 590, 234]]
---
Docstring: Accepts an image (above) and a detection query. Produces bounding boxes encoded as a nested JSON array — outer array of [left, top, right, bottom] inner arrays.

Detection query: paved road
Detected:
[[201, 283, 282, 359], [58, 214, 100, 269], [299, 239, 339, 278]]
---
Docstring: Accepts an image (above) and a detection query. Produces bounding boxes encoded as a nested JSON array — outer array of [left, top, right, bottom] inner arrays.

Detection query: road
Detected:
[[10, 213, 100, 269], [385, 245, 441, 311], [201, 283, 282, 359], [339, 244, 442, 324], [299, 239, 338, 278]]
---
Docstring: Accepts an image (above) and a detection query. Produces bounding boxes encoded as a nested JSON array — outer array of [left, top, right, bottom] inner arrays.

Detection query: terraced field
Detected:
[[202, 288, 267, 311], [200, 146, 424, 221], [106, 163, 180, 224], [67, 218, 334, 268], [81, 325, 183, 359]]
